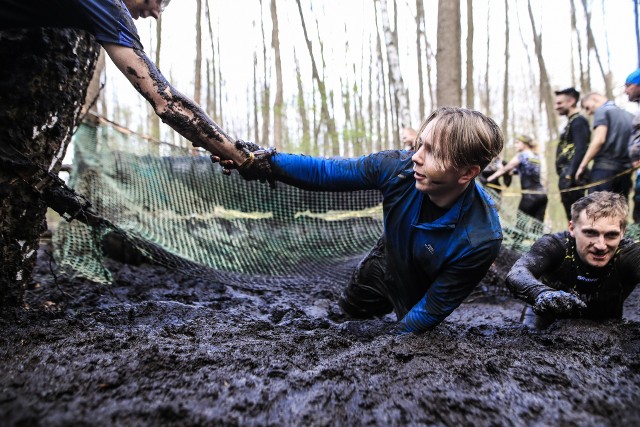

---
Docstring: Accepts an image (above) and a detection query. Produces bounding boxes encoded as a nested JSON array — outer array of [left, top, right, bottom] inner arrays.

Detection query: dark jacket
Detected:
[[506, 231, 640, 319]]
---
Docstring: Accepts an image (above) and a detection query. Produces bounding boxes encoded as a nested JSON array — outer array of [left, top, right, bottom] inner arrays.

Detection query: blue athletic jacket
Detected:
[[270, 150, 503, 333], [0, 0, 144, 50]]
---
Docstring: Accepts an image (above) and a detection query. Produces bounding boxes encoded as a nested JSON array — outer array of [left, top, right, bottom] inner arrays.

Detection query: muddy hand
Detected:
[[533, 290, 586, 317]]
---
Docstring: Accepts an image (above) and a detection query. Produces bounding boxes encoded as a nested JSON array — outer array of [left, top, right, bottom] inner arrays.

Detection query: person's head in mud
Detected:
[[569, 192, 628, 269], [554, 87, 580, 117], [506, 191, 640, 329], [412, 108, 503, 208]]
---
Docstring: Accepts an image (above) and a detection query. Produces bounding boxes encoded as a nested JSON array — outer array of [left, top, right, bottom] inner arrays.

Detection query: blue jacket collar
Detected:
[[413, 181, 476, 230]]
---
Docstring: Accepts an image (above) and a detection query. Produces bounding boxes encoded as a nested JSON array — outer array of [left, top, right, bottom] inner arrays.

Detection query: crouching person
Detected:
[[213, 107, 504, 335], [507, 191, 640, 329]]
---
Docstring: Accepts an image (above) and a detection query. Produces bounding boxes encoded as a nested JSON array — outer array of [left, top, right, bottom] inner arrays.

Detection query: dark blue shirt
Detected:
[[270, 151, 503, 333], [0, 0, 143, 50]]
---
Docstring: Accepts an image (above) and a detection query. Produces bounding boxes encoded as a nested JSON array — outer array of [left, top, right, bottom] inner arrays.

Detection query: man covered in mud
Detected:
[[507, 191, 640, 329], [213, 107, 504, 335], [0, 0, 252, 166]]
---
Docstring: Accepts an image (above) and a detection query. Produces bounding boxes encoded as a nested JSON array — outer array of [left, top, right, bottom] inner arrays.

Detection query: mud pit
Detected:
[[1, 242, 639, 426]]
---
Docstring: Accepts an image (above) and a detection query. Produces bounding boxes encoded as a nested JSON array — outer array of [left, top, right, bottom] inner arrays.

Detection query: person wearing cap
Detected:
[[506, 191, 640, 329], [577, 92, 633, 199], [486, 134, 548, 222], [554, 87, 591, 220], [624, 68, 640, 222], [0, 0, 253, 166]]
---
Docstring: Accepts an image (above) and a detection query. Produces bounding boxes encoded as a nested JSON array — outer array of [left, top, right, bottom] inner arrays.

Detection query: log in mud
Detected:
[[0, 242, 638, 426]]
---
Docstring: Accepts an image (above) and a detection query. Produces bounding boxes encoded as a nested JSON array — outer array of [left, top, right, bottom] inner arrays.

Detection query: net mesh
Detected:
[[54, 122, 640, 293]]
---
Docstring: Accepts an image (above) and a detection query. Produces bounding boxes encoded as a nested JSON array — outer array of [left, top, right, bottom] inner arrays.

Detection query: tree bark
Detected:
[[436, 0, 462, 107], [194, 0, 203, 106], [379, 0, 411, 139], [502, 0, 510, 141], [416, 0, 426, 120], [271, 0, 284, 150], [527, 0, 557, 139], [0, 28, 99, 310], [465, 0, 474, 109]]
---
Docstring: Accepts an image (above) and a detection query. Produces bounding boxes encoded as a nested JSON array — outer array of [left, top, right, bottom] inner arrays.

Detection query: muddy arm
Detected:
[[102, 43, 247, 165], [505, 235, 565, 305]]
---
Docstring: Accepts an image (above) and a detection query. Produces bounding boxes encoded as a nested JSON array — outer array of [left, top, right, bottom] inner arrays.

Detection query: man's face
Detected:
[[124, 0, 162, 20], [555, 94, 575, 116], [411, 121, 472, 197], [569, 210, 624, 268], [581, 98, 598, 116], [625, 83, 640, 103]]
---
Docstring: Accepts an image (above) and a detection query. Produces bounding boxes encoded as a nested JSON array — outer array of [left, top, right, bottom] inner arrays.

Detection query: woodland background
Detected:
[[87, 0, 639, 230]]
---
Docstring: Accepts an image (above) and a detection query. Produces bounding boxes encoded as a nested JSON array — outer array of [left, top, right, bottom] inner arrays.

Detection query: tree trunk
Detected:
[[295, 0, 338, 155], [416, 0, 426, 120], [379, 0, 411, 139], [436, 0, 462, 107], [465, 0, 474, 109], [502, 0, 510, 141], [581, 0, 612, 98], [527, 0, 557, 140], [150, 15, 162, 140], [271, 0, 284, 150], [260, 0, 270, 148], [0, 28, 99, 310], [294, 51, 311, 154], [484, 3, 491, 117], [194, 0, 203, 106]]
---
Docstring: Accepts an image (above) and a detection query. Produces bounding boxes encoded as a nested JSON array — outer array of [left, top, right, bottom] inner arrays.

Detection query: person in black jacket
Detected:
[[554, 87, 591, 220], [506, 191, 640, 329]]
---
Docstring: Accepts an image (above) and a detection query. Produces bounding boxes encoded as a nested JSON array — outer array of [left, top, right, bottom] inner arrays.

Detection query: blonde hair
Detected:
[[515, 134, 539, 153], [415, 107, 504, 170], [571, 191, 629, 230]]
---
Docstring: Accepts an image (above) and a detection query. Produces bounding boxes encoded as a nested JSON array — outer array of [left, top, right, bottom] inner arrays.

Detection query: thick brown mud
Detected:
[[0, 242, 639, 426]]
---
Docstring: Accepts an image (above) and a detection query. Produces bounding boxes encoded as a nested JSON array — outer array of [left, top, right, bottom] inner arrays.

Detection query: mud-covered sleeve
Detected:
[[619, 243, 640, 300], [568, 117, 591, 178], [505, 234, 566, 305], [269, 152, 401, 192], [397, 241, 501, 333]]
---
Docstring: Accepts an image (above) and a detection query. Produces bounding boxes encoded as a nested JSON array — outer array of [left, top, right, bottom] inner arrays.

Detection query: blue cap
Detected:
[[626, 68, 640, 85]]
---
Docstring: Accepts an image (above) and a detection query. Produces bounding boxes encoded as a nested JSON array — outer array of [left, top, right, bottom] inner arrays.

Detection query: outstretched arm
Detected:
[[506, 234, 565, 304], [102, 43, 248, 164], [486, 154, 519, 183]]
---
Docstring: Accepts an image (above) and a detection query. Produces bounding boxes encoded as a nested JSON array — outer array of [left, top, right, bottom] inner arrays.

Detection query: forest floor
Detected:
[[0, 239, 639, 426]]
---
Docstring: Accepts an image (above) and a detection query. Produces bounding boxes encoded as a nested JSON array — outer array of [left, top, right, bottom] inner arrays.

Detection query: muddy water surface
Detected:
[[0, 243, 638, 426]]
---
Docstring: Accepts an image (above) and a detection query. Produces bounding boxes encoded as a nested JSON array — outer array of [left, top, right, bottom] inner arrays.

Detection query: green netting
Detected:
[[53, 122, 640, 290]]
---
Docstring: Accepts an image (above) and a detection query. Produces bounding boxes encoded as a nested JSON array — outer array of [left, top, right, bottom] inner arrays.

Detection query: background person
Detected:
[[215, 107, 504, 335], [624, 68, 640, 223], [554, 87, 591, 220], [577, 93, 633, 199], [506, 191, 640, 329], [486, 134, 547, 222]]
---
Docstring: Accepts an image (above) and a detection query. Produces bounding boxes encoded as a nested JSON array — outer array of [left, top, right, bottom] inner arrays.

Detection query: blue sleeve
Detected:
[[270, 151, 404, 191], [396, 241, 501, 333], [76, 0, 144, 50]]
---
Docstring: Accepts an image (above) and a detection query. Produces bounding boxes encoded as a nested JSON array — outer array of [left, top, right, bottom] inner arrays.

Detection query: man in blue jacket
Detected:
[[215, 107, 504, 335], [0, 0, 251, 165]]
